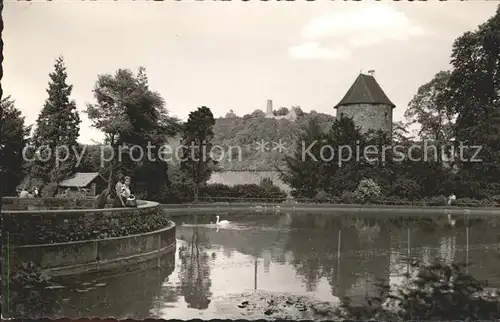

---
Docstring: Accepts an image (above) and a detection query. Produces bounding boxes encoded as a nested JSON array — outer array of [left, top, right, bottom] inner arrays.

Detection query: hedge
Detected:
[[159, 183, 288, 204]]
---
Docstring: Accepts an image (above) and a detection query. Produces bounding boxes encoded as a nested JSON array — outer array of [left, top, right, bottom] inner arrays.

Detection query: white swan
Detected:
[[216, 215, 230, 226]]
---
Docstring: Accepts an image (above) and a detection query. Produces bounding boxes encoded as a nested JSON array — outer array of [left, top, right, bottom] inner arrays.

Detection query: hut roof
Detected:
[[59, 172, 101, 188]]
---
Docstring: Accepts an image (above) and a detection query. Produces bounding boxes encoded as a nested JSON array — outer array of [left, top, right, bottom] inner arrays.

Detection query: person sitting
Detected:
[[122, 176, 132, 198], [447, 193, 456, 206], [122, 176, 137, 207], [113, 175, 126, 208], [19, 187, 33, 198]]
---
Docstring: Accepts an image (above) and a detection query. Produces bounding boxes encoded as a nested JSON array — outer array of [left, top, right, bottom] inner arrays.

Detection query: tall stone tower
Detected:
[[266, 99, 273, 116], [334, 72, 395, 137]]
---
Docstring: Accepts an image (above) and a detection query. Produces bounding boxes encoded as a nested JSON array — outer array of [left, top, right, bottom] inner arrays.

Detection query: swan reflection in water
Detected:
[[446, 194, 457, 226]]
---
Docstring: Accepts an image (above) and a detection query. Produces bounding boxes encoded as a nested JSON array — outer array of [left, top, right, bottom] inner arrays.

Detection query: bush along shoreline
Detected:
[[160, 182, 289, 204], [157, 182, 500, 208]]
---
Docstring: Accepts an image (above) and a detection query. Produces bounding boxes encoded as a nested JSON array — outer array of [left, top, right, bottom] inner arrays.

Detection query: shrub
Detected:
[[390, 178, 421, 200], [454, 198, 482, 207], [160, 182, 287, 203], [426, 195, 447, 206], [380, 196, 412, 206], [201, 183, 234, 199], [314, 190, 330, 203], [259, 177, 274, 188], [228, 184, 287, 202], [352, 179, 382, 204], [160, 183, 193, 204], [337, 261, 500, 321], [341, 190, 355, 204], [41, 182, 58, 197]]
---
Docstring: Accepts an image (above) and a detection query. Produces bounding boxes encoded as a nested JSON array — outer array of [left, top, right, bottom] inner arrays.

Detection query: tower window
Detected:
[[384, 112, 388, 120], [340, 113, 344, 118]]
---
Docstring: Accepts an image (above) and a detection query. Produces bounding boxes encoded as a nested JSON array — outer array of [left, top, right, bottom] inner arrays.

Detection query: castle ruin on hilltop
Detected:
[[264, 99, 299, 121]]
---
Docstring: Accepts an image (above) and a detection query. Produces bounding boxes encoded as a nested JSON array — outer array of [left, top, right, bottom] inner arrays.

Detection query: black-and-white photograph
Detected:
[[1, 1, 500, 320]]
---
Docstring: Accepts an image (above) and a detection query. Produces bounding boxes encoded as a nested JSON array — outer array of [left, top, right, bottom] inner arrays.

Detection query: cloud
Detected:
[[289, 42, 349, 60], [290, 4, 426, 60]]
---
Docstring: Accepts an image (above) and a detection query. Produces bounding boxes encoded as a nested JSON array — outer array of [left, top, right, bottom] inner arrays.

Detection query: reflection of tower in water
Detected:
[[438, 235, 457, 265], [338, 223, 391, 304], [263, 250, 271, 273]]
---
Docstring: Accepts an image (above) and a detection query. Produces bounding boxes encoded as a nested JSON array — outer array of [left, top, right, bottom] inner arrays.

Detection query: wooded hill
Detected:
[[212, 109, 335, 170]]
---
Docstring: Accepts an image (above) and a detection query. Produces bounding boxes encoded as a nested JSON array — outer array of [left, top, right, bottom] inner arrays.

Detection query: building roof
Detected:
[[59, 172, 101, 188], [334, 73, 395, 109]]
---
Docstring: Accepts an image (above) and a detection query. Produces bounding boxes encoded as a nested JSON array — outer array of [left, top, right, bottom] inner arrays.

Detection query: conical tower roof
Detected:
[[334, 73, 395, 109]]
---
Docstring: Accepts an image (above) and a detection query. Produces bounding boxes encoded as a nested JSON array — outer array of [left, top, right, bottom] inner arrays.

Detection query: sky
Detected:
[[3, 1, 498, 144]]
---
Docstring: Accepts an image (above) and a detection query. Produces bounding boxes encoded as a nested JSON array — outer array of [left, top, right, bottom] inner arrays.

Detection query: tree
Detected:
[[294, 106, 305, 117], [440, 6, 500, 197], [180, 106, 216, 202], [390, 178, 421, 200], [0, 96, 31, 196], [405, 70, 455, 167], [405, 70, 454, 143], [274, 107, 289, 116], [119, 67, 179, 199], [29, 56, 81, 185], [86, 69, 134, 191], [250, 109, 265, 118], [280, 117, 328, 198], [392, 121, 413, 145], [86, 67, 179, 199], [324, 115, 367, 196]]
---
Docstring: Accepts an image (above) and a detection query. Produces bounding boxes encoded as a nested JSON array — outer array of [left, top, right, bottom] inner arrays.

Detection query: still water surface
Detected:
[[14, 212, 500, 319]]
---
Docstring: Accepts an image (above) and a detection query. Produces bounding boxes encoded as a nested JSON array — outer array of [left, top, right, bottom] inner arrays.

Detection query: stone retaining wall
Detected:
[[2, 199, 170, 245], [2, 196, 147, 211], [3, 224, 176, 279], [2, 197, 97, 210]]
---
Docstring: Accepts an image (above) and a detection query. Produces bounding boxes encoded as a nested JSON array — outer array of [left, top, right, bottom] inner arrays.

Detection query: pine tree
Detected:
[[280, 117, 327, 198], [180, 106, 216, 202], [30, 56, 81, 186]]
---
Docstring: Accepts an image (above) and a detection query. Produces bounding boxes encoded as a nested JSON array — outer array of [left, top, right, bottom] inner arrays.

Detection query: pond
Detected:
[[7, 211, 500, 319]]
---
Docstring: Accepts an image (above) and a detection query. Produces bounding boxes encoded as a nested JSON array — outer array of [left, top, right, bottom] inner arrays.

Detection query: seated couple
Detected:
[[114, 175, 137, 208]]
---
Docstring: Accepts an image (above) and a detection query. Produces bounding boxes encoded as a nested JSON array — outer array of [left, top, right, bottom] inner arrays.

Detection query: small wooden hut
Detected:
[[58, 172, 107, 197]]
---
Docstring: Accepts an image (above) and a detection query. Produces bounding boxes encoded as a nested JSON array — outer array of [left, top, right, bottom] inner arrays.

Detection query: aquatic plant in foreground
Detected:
[[337, 261, 500, 321]]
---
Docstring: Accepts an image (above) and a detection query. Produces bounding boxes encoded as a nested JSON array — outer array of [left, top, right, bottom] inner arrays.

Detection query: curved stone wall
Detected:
[[3, 224, 176, 278], [1, 197, 177, 282], [2, 199, 169, 245]]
